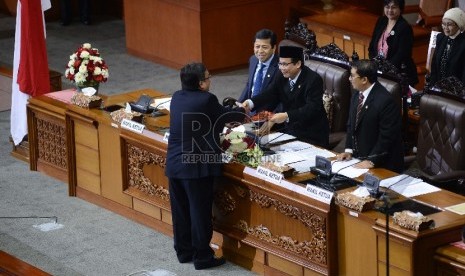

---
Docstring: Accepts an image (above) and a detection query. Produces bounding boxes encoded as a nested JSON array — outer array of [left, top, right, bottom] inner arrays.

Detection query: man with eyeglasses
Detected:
[[336, 59, 404, 173], [241, 45, 329, 148], [429, 7, 465, 86], [165, 62, 245, 270]]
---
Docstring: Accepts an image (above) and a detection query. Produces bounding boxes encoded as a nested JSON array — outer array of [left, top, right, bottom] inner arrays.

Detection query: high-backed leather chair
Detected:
[[305, 57, 351, 150], [406, 93, 465, 193], [373, 57, 405, 109]]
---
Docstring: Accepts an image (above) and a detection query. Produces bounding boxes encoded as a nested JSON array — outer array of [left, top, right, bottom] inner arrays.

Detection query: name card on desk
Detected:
[[305, 184, 333, 205], [121, 118, 145, 134], [256, 166, 283, 184]]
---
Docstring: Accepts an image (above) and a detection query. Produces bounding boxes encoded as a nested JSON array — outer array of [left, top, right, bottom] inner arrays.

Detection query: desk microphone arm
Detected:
[[381, 194, 391, 276]]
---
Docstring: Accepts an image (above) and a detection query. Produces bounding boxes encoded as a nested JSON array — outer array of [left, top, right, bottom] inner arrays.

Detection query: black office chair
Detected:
[[404, 92, 465, 194]]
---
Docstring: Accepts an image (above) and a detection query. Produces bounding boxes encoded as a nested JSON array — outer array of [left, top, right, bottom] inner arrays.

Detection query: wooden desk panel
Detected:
[[435, 242, 465, 275], [0, 250, 51, 276], [27, 94, 70, 183], [26, 89, 465, 276]]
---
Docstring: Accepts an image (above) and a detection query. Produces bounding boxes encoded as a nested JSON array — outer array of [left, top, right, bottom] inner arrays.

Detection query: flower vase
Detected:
[[76, 83, 99, 94]]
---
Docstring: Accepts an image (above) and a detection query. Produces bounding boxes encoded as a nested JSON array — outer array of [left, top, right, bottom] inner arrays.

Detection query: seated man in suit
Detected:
[[242, 46, 330, 148], [336, 59, 404, 173], [165, 62, 245, 270], [238, 29, 280, 112]]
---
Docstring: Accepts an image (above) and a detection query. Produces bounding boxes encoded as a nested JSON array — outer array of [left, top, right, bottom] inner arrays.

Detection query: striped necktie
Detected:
[[356, 92, 364, 125], [289, 80, 295, 91], [252, 63, 265, 97]]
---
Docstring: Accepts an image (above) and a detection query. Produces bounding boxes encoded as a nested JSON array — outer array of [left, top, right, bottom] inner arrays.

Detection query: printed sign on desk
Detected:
[[256, 165, 284, 184], [120, 118, 145, 134], [305, 183, 334, 205]]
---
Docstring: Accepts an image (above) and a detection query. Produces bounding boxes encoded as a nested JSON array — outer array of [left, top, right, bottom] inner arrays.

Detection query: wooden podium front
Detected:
[[123, 0, 287, 72], [63, 89, 337, 275]]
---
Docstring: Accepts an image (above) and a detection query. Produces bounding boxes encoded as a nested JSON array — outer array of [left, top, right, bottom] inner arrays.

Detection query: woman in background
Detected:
[[368, 0, 419, 86], [429, 7, 465, 86]]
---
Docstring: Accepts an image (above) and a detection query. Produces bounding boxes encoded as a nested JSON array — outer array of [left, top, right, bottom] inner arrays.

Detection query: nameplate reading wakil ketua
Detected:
[[120, 118, 145, 134], [256, 166, 283, 184], [305, 183, 334, 205]]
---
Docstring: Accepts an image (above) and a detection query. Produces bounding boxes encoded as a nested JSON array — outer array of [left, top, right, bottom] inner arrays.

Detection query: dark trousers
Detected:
[[168, 177, 215, 262], [60, 0, 90, 24]]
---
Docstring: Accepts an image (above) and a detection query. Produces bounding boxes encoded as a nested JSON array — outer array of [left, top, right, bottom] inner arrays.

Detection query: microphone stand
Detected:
[[381, 194, 390, 276], [151, 99, 172, 117], [376, 174, 410, 276]]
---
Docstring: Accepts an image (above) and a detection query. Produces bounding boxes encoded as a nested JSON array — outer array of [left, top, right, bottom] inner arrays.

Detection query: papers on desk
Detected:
[[260, 132, 296, 145], [262, 151, 306, 166], [151, 97, 172, 111], [270, 140, 312, 151], [263, 141, 335, 173], [445, 203, 465, 215], [331, 159, 368, 178], [380, 174, 441, 197]]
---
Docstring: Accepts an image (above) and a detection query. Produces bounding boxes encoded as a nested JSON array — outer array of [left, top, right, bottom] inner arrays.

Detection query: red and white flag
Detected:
[[10, 0, 51, 145]]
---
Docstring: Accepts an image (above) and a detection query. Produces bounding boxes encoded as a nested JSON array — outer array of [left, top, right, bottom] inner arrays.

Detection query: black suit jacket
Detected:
[[252, 65, 329, 148], [368, 16, 418, 86], [238, 55, 279, 107], [165, 89, 245, 179], [345, 82, 404, 173], [430, 32, 465, 86]]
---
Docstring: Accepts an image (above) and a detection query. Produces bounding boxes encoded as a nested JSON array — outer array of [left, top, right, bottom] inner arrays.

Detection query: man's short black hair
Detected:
[[351, 59, 378, 84], [383, 0, 405, 12], [255, 29, 277, 48], [180, 62, 207, 90]]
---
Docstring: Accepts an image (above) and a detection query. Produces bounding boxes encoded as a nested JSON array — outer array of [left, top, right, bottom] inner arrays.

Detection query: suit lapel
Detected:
[[262, 55, 278, 88], [287, 67, 305, 100], [355, 84, 377, 129], [248, 58, 259, 98]]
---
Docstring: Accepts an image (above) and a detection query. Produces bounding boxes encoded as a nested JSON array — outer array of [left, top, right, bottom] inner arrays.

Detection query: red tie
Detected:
[[356, 92, 364, 125]]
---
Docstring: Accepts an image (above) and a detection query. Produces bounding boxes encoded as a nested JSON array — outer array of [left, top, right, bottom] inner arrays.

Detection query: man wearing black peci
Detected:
[[241, 45, 329, 148], [336, 59, 404, 173]]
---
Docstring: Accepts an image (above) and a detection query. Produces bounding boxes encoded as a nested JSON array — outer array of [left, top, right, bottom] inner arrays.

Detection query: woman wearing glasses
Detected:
[[429, 7, 465, 86], [368, 0, 418, 87]]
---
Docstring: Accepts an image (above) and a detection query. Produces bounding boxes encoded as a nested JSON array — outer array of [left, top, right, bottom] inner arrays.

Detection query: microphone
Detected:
[[329, 160, 364, 183], [256, 125, 289, 155], [311, 155, 333, 178], [329, 152, 388, 184], [151, 99, 172, 117], [378, 174, 410, 203], [259, 132, 286, 148]]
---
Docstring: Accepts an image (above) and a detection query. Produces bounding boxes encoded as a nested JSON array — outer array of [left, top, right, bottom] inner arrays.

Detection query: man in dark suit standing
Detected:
[[165, 62, 245, 270], [337, 59, 404, 173], [238, 29, 279, 111], [242, 45, 329, 148]]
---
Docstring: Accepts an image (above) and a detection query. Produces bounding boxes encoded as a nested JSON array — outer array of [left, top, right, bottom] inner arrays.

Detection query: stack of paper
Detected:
[[380, 174, 441, 197]]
